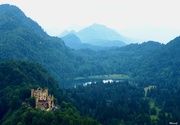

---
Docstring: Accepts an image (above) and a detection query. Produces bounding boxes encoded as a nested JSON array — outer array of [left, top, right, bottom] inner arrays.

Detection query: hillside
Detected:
[[0, 4, 79, 86], [0, 60, 100, 125], [0, 4, 48, 38], [74, 37, 180, 87], [65, 38, 180, 124], [73, 41, 163, 77], [0, 60, 58, 122]]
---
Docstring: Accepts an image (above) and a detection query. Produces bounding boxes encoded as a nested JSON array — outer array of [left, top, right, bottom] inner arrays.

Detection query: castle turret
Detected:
[[45, 88, 48, 94], [31, 89, 34, 98]]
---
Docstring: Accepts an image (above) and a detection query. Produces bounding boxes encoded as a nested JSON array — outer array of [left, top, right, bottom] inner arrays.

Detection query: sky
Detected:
[[0, 0, 180, 43]]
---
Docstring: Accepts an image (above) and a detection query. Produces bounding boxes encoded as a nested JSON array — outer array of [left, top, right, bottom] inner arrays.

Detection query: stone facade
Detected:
[[31, 87, 54, 111]]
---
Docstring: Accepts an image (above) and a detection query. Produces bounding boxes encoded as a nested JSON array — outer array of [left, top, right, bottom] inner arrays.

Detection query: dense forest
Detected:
[[64, 79, 180, 125], [0, 4, 180, 125], [0, 60, 100, 125]]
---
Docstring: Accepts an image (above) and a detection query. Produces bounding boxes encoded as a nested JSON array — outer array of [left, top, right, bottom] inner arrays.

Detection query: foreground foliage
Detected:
[[2, 102, 100, 125], [0, 60, 99, 125]]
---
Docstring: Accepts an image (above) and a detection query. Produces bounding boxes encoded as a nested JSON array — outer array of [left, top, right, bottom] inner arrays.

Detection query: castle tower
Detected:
[[31, 89, 34, 98], [35, 97, 39, 108], [51, 95, 54, 108]]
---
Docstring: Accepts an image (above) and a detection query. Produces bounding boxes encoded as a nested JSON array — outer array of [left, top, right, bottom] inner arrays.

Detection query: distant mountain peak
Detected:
[[91, 23, 103, 26], [59, 30, 76, 37], [89, 23, 110, 30], [81, 23, 119, 35], [77, 23, 124, 42]]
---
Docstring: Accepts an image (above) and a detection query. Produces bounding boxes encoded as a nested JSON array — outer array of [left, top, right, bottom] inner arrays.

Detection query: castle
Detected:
[[31, 87, 54, 111]]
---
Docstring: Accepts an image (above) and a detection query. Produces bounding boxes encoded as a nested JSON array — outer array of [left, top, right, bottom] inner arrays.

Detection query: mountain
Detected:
[[153, 36, 180, 80], [76, 23, 133, 46], [59, 23, 133, 48], [59, 30, 76, 37], [77, 23, 122, 41], [62, 33, 81, 45], [0, 4, 79, 86], [61, 33, 115, 50]]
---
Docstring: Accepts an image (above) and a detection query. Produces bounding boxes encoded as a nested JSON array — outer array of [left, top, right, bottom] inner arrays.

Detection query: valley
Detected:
[[0, 4, 180, 125]]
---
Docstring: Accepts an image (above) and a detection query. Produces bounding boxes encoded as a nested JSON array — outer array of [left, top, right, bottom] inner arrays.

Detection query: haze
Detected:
[[1, 0, 180, 43]]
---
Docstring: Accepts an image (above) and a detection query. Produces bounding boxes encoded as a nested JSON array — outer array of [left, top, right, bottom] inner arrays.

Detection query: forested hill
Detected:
[[64, 37, 180, 124], [0, 4, 48, 38], [0, 60, 59, 122], [74, 40, 160, 77], [0, 4, 79, 86], [0, 60, 100, 125], [74, 37, 180, 87]]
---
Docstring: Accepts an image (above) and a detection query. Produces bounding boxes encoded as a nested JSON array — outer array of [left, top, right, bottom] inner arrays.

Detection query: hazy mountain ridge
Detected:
[[59, 23, 132, 49], [62, 33, 81, 45], [59, 30, 76, 37], [61, 33, 118, 50]]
